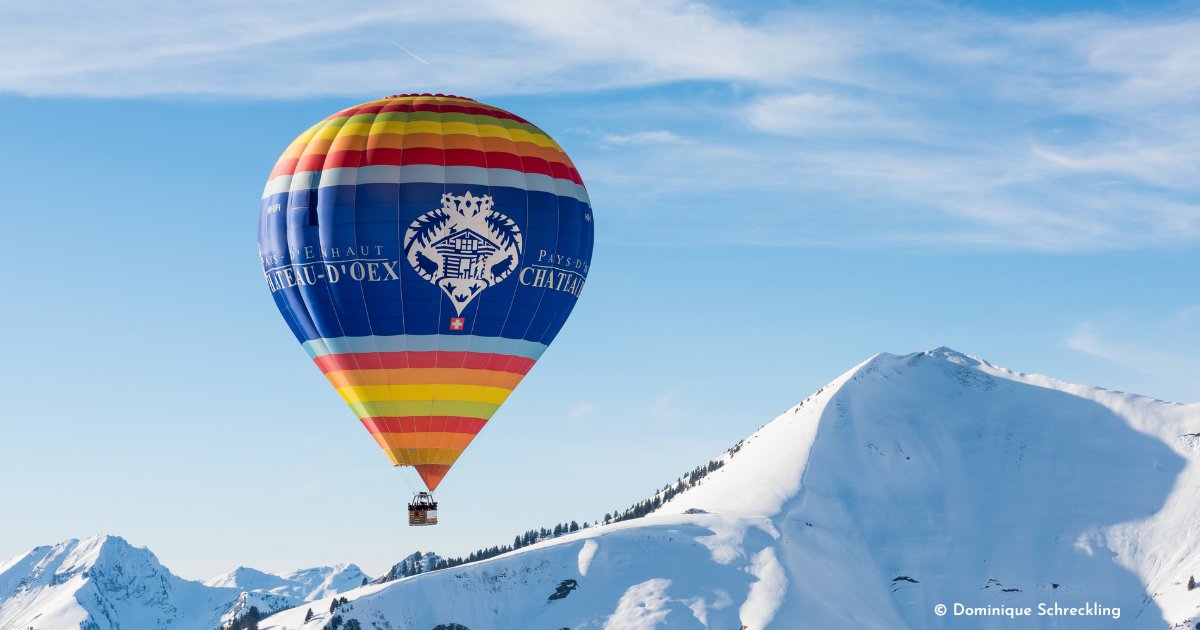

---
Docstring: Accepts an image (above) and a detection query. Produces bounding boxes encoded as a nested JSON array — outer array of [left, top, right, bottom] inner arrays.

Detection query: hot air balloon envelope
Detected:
[[258, 94, 593, 491]]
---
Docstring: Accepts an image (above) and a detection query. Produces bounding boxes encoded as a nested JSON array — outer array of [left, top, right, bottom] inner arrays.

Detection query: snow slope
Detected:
[[261, 348, 1200, 629], [0, 536, 360, 629]]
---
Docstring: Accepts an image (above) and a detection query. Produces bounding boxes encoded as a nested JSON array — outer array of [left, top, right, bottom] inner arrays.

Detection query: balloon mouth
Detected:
[[413, 464, 451, 491], [384, 93, 476, 102]]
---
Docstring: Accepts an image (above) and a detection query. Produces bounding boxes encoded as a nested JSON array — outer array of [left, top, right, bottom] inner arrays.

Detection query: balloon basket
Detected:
[[408, 492, 438, 526]]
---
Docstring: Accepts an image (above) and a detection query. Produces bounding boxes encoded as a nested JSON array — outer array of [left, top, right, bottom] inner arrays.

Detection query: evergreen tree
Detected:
[[304, 608, 314, 622], [1190, 576, 1196, 591], [344, 620, 362, 630]]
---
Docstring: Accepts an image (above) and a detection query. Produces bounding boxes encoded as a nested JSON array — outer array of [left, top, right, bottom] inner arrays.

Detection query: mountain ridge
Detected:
[[6, 347, 1199, 629], [0, 535, 363, 630]]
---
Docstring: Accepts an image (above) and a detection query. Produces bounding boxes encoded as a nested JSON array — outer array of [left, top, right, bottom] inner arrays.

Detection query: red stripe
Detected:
[[314, 351, 536, 375], [326, 103, 373, 121], [361, 416, 488, 434], [322, 100, 530, 126], [270, 157, 298, 179], [285, 147, 579, 184]]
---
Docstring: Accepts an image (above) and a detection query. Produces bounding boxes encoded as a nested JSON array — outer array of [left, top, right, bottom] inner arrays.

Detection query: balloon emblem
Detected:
[[258, 94, 593, 495]]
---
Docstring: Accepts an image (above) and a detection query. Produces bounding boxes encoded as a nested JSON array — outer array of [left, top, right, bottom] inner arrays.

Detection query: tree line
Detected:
[[376, 439, 746, 584]]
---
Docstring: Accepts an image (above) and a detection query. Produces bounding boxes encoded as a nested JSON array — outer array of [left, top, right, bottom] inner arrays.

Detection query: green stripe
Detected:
[[319, 116, 350, 129], [349, 400, 501, 418]]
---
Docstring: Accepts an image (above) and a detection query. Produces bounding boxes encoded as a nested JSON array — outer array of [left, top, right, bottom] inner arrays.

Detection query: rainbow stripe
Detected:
[[306, 334, 545, 489], [261, 94, 589, 491]]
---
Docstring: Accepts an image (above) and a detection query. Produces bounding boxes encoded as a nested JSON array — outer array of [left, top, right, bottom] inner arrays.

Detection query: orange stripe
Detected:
[[359, 132, 571, 160], [373, 432, 476, 450], [324, 368, 524, 389], [327, 131, 371, 154], [340, 132, 574, 167]]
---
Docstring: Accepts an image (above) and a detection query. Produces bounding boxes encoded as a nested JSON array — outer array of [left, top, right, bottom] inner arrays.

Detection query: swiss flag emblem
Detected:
[[449, 317, 465, 331]]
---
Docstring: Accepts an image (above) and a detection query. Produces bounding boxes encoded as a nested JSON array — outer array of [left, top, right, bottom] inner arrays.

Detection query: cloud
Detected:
[[1066, 322, 1128, 365], [4, 0, 1199, 251], [601, 130, 687, 146], [1172, 305, 1200, 323], [0, 0, 848, 98], [1065, 316, 1200, 402], [743, 92, 926, 139], [567, 402, 594, 424], [648, 386, 684, 424]]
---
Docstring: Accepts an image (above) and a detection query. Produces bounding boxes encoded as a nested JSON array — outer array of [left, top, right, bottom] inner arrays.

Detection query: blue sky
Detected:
[[1, 0, 1197, 579]]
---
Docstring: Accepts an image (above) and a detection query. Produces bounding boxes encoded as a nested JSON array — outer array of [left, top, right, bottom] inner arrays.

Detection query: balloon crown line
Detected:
[[384, 93, 476, 102]]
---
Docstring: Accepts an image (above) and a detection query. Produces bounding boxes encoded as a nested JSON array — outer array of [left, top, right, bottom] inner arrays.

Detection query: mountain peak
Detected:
[[263, 348, 1200, 630], [206, 562, 370, 602], [923, 345, 974, 360], [8, 350, 1200, 629]]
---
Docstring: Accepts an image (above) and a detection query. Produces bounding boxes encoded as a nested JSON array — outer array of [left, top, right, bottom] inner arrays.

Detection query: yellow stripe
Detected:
[[279, 122, 328, 160], [314, 121, 362, 141], [336, 383, 512, 405], [307, 120, 560, 150]]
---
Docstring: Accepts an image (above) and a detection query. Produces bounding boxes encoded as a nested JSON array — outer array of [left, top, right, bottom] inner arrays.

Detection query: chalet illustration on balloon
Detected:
[[433, 228, 499, 281], [404, 191, 524, 314]]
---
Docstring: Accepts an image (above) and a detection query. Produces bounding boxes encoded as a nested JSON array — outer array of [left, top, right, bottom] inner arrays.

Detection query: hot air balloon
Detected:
[[257, 94, 593, 524]]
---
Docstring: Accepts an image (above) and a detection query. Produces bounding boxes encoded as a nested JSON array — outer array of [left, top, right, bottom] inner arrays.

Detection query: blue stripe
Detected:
[[303, 335, 548, 359]]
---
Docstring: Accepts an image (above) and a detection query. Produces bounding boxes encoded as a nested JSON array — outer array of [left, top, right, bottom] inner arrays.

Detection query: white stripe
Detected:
[[262, 165, 589, 205]]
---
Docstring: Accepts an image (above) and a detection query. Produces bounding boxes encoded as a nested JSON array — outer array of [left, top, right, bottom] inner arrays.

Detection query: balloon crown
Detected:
[[384, 92, 475, 102], [441, 191, 492, 217]]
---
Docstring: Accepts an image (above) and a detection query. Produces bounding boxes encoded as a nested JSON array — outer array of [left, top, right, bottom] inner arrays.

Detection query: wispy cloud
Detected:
[[4, 1, 1199, 251], [601, 130, 688, 146], [743, 92, 927, 140], [648, 386, 684, 425], [1067, 321, 1133, 365], [567, 401, 594, 424], [0, 0, 847, 97], [1065, 314, 1200, 402]]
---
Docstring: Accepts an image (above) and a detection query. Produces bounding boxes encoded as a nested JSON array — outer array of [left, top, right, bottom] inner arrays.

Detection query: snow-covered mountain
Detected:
[[204, 564, 369, 602], [0, 536, 362, 629], [259, 348, 1200, 629], [372, 552, 444, 584], [7, 348, 1200, 629]]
